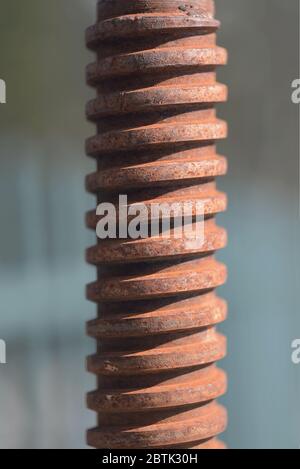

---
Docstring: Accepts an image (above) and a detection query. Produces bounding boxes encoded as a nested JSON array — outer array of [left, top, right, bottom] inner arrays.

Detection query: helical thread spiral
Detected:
[[85, 0, 228, 449]]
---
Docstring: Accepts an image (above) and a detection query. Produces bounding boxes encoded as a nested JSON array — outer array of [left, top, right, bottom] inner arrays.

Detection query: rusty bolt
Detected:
[[85, 0, 228, 449]]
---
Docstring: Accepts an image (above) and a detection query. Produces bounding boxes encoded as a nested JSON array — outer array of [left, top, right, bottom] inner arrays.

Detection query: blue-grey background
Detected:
[[0, 0, 299, 449]]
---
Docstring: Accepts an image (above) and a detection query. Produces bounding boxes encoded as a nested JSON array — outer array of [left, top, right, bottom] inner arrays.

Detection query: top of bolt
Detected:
[[87, 1, 218, 46], [97, 0, 215, 21]]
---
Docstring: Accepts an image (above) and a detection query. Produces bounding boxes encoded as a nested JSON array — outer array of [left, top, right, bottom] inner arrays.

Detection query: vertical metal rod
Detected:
[[85, 0, 228, 449]]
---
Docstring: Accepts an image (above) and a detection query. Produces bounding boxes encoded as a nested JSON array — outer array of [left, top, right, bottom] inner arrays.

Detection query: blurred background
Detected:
[[0, 0, 299, 449]]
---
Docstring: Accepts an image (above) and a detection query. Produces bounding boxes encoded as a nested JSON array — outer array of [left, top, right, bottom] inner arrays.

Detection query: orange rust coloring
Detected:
[[86, 0, 228, 449]]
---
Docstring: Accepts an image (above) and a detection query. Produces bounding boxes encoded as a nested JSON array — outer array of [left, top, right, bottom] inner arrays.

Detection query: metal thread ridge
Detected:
[[86, 0, 228, 449]]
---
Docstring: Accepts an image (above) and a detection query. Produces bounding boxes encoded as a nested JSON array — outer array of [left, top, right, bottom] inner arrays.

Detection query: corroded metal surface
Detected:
[[86, 0, 228, 449]]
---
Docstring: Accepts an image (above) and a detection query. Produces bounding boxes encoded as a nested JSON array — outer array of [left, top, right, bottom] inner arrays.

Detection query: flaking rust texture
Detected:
[[85, 0, 228, 449]]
